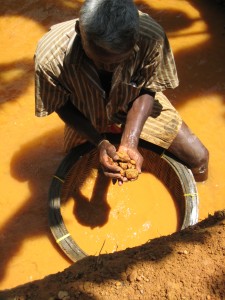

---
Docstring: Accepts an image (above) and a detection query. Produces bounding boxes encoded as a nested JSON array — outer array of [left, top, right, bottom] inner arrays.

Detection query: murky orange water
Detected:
[[0, 0, 224, 290], [62, 168, 178, 255]]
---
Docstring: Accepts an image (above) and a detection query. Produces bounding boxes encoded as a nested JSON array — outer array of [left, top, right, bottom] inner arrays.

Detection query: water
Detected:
[[0, 0, 224, 290]]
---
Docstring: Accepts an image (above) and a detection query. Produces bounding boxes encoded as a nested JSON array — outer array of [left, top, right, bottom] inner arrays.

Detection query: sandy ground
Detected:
[[0, 1, 225, 299], [0, 210, 224, 300]]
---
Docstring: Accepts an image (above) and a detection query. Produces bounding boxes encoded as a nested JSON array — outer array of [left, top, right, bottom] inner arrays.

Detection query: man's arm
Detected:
[[56, 101, 104, 146], [119, 93, 155, 173], [56, 101, 123, 179]]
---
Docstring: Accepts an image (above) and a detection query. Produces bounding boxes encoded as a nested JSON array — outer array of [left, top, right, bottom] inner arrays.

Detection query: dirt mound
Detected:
[[0, 210, 224, 300]]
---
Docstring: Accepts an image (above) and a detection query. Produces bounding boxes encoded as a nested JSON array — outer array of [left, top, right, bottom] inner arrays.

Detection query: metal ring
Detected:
[[48, 133, 199, 262]]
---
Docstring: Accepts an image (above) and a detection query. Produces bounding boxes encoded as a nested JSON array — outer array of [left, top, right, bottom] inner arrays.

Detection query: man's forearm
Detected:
[[56, 101, 104, 146], [121, 94, 154, 148]]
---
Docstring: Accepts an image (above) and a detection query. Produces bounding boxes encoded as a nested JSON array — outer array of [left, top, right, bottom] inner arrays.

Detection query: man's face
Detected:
[[79, 24, 133, 72]]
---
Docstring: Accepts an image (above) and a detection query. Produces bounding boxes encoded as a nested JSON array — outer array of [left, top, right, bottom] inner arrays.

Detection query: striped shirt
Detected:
[[34, 11, 182, 151]]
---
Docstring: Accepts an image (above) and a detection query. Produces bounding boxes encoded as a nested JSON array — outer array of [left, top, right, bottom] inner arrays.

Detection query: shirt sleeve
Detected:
[[35, 63, 70, 117], [141, 34, 179, 93]]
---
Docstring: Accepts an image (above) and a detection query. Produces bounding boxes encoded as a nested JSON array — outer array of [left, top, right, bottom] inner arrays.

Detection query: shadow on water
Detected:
[[71, 173, 111, 228], [0, 0, 83, 106], [162, 0, 225, 111], [59, 153, 112, 228], [136, 0, 225, 112], [0, 128, 71, 282], [0, 0, 83, 27], [0, 59, 34, 104], [0, 0, 224, 108], [54, 130, 186, 233], [0, 0, 224, 295]]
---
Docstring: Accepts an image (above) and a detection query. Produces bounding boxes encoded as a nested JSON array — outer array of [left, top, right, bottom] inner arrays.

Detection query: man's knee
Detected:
[[190, 145, 209, 182], [168, 121, 209, 182]]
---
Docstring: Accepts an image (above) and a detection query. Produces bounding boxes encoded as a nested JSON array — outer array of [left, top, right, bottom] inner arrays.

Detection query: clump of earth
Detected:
[[0, 210, 224, 300], [110, 151, 139, 180]]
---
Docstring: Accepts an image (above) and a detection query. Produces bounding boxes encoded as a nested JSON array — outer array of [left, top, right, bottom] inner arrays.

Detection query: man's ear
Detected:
[[75, 21, 80, 35]]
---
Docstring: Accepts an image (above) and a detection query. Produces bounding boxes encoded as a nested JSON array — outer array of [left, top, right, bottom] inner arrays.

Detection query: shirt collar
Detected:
[[66, 33, 83, 67]]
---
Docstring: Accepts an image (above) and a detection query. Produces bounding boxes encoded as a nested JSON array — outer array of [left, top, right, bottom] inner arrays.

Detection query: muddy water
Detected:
[[62, 166, 178, 255], [0, 0, 224, 290]]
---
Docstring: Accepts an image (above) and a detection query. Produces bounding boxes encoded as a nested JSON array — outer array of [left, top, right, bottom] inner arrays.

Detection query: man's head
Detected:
[[78, 0, 139, 70]]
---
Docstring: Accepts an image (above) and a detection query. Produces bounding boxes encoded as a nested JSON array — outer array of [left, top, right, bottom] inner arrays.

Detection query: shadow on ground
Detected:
[[0, 0, 225, 298]]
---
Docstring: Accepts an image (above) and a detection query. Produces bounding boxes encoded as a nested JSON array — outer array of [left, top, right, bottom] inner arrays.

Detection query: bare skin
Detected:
[[98, 105, 209, 184], [168, 121, 209, 182], [99, 94, 154, 185], [99, 125, 209, 183], [57, 101, 209, 184], [56, 21, 209, 184]]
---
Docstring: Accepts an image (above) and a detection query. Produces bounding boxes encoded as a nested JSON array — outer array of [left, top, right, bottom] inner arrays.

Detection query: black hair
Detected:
[[79, 0, 139, 53]]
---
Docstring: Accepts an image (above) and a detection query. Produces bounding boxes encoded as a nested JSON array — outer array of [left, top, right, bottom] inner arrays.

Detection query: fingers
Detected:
[[101, 154, 121, 173], [101, 157, 129, 184], [106, 144, 119, 161], [112, 178, 127, 186], [135, 155, 143, 173], [98, 140, 143, 184], [118, 146, 143, 174], [99, 142, 123, 180], [103, 169, 123, 180], [102, 169, 128, 185]]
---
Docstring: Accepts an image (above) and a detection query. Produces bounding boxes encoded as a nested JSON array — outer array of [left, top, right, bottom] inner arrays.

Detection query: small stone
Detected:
[[183, 250, 188, 255], [115, 281, 122, 286], [116, 151, 130, 162], [119, 162, 128, 170], [83, 282, 90, 290], [125, 168, 139, 180], [127, 270, 138, 282], [121, 271, 127, 281], [58, 290, 70, 299], [136, 276, 142, 281]]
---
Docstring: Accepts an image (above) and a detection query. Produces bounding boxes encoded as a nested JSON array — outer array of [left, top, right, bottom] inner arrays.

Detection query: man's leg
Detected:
[[167, 121, 209, 182]]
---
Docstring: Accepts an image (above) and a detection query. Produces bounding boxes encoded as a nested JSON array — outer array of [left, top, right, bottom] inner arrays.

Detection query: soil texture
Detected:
[[0, 210, 224, 300]]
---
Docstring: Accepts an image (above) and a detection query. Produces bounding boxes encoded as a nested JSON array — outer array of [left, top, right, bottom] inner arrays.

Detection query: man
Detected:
[[35, 0, 209, 185]]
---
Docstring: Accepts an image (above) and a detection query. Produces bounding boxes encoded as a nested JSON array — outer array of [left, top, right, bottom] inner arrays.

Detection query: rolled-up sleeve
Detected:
[[35, 63, 70, 117]]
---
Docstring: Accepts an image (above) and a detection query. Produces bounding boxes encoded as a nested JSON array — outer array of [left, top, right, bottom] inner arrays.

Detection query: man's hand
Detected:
[[98, 140, 128, 185], [119, 93, 154, 177], [117, 145, 143, 174]]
